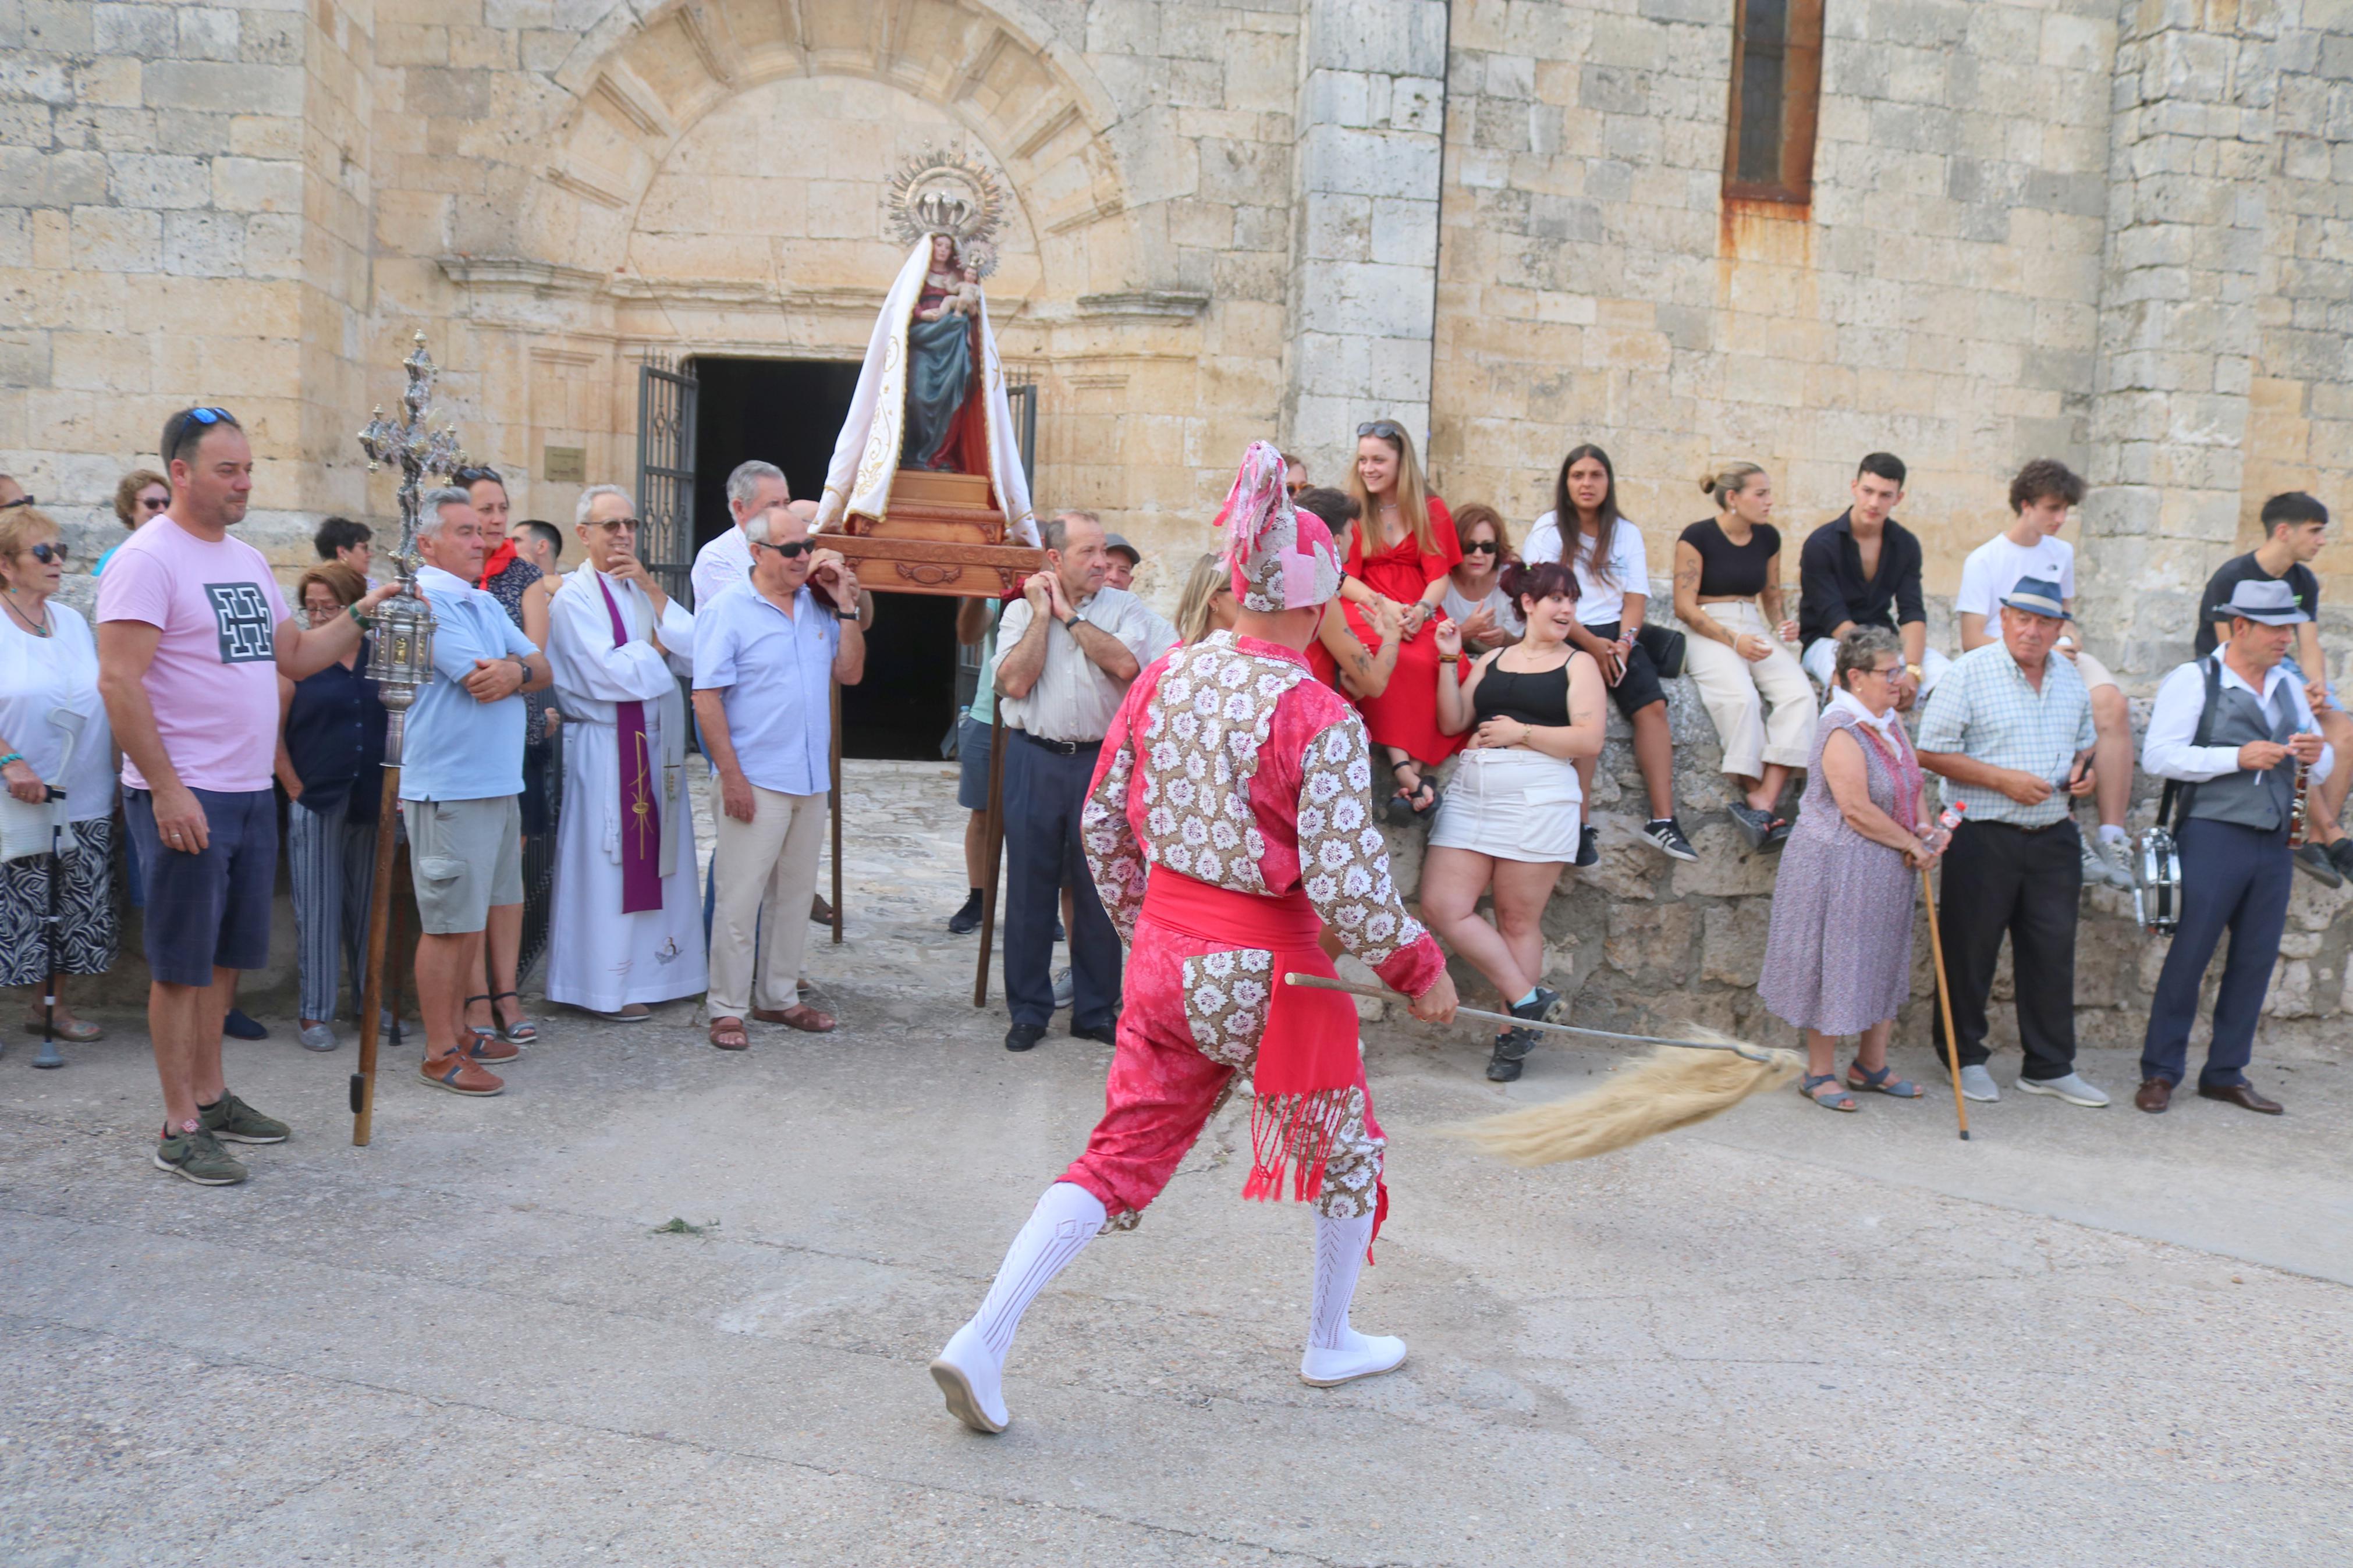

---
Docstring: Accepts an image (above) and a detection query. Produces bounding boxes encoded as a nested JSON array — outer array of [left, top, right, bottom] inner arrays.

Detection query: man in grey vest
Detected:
[[2136, 578, 2333, 1114]]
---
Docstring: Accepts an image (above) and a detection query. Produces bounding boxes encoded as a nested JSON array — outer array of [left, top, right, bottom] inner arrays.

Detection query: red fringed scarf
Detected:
[[1140, 872, 1370, 1214]]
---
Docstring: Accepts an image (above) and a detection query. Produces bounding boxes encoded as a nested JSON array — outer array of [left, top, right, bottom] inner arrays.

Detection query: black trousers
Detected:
[[1000, 732, 1121, 1032], [1932, 817, 2081, 1080]]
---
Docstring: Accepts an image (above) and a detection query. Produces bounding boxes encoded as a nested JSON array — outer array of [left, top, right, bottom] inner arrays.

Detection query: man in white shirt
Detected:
[[2134, 579, 2332, 1117], [1953, 460, 2135, 892], [994, 511, 1178, 1052], [690, 461, 789, 607]]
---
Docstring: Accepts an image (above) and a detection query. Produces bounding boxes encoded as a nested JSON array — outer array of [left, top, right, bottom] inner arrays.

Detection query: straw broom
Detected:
[[1284, 975, 1801, 1166]]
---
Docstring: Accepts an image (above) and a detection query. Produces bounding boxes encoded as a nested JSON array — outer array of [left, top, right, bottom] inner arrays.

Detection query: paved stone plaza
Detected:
[[5, 761, 2351, 1566]]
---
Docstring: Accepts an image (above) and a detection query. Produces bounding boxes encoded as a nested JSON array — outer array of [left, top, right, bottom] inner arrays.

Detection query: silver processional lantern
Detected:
[[356, 331, 466, 764]]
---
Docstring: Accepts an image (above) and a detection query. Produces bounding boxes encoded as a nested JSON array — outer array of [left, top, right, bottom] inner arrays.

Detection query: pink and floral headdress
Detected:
[[1223, 441, 1341, 611]]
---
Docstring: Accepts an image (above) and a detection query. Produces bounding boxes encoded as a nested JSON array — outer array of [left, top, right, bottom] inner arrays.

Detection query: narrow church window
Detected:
[[1723, 0, 1823, 205]]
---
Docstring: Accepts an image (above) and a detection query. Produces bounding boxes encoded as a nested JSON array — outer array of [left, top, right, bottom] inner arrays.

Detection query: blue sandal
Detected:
[[1800, 1073, 1858, 1111], [1846, 1064, 1922, 1098]]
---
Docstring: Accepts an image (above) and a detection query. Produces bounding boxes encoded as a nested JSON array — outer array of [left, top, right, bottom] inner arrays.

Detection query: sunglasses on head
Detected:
[[1357, 421, 1404, 440], [755, 538, 814, 560], [27, 542, 70, 564], [1463, 539, 1499, 554], [453, 465, 505, 488], [1, 495, 33, 511]]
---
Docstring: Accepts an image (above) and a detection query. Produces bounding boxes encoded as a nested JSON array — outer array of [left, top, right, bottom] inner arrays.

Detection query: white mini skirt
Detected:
[[1428, 746, 1584, 863]]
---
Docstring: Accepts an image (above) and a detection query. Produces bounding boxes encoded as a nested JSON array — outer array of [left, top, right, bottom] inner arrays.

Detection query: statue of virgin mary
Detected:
[[814, 208, 1037, 546]]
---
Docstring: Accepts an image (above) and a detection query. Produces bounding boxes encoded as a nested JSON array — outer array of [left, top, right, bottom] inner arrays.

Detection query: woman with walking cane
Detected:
[[0, 506, 117, 1054], [1758, 628, 1938, 1110]]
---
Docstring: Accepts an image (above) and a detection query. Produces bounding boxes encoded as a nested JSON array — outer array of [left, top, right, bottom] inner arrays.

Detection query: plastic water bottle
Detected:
[[1919, 801, 1966, 856]]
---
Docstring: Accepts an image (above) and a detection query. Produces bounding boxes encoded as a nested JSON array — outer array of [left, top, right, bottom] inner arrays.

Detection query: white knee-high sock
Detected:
[[971, 1182, 1106, 1359], [1308, 1210, 1377, 1351]]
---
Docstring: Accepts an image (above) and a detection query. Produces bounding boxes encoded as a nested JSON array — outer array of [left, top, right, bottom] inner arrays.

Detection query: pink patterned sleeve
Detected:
[[1294, 713, 1445, 997], [1081, 674, 1151, 944]]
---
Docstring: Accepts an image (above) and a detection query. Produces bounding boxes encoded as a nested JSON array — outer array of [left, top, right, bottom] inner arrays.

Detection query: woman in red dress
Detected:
[[1345, 419, 1462, 820]]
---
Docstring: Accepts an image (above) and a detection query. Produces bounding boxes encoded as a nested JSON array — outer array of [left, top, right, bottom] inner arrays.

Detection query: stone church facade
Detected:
[[7, 0, 2353, 1040]]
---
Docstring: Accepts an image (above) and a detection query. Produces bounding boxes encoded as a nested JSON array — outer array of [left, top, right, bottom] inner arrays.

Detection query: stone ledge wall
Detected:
[[1367, 598, 2353, 1065]]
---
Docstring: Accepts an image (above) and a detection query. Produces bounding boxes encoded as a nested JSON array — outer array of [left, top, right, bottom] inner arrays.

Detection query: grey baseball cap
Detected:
[[1103, 532, 1141, 564]]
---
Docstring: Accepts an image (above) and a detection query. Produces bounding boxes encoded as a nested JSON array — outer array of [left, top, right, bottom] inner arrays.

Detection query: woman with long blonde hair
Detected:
[[1175, 552, 1238, 644], [1344, 418, 1464, 822]]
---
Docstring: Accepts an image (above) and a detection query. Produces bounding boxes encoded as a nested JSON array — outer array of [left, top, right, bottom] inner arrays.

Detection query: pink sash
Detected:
[[594, 573, 662, 914]]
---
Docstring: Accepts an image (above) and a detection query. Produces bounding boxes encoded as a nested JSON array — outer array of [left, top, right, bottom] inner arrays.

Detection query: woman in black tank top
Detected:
[[1420, 559, 1609, 1082], [1673, 463, 1819, 851]]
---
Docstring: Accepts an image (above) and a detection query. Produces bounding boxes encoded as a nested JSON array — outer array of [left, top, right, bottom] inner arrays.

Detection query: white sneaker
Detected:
[[1300, 1329, 1408, 1388], [1052, 966, 1074, 1009], [2017, 1071, 2111, 1107], [1957, 1065, 2000, 1103], [929, 1320, 1009, 1434], [2095, 834, 2137, 890]]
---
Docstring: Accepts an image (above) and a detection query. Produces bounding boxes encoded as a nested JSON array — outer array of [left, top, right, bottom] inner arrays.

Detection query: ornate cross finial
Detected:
[[358, 330, 467, 578]]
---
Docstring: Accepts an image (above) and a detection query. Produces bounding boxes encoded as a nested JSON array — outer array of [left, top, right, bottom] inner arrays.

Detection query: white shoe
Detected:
[[2095, 834, 2137, 890], [929, 1320, 1009, 1434], [1051, 966, 1074, 1009], [2017, 1071, 2110, 1107], [1957, 1064, 2000, 1103], [1300, 1329, 1408, 1388]]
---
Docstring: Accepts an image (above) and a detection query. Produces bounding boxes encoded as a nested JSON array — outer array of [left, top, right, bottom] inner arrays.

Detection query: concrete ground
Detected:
[[3, 760, 2349, 1566]]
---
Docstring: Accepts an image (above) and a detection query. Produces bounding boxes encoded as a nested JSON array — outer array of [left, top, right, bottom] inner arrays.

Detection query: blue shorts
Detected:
[[125, 785, 278, 986], [956, 713, 996, 813]]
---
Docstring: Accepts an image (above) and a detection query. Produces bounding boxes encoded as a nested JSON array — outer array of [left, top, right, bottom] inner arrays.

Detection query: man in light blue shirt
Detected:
[[692, 503, 865, 1049], [402, 488, 550, 1096]]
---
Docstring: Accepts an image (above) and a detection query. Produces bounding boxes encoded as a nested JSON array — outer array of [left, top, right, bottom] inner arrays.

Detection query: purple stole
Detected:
[[594, 572, 663, 914]]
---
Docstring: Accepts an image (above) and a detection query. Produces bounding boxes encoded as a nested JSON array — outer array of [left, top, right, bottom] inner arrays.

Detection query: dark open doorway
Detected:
[[690, 355, 960, 762]]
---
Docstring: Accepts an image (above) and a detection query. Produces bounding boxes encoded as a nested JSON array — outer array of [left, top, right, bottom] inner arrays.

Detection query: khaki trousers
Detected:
[[707, 780, 828, 1018], [1681, 600, 1817, 779]]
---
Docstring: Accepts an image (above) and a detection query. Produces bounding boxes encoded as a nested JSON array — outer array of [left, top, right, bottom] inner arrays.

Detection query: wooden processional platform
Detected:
[[824, 469, 1047, 1008]]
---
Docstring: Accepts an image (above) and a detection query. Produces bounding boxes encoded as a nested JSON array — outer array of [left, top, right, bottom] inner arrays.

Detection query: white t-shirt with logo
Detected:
[[1954, 531, 2075, 623], [1522, 510, 1648, 627]]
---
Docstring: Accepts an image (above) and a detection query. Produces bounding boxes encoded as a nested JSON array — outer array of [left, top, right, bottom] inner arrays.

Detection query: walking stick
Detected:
[[973, 706, 1007, 1008], [1919, 864, 1970, 1141], [351, 765, 400, 1146], [31, 804, 66, 1070], [830, 679, 844, 945]]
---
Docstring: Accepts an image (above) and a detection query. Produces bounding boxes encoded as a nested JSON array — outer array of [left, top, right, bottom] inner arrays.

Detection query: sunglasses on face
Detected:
[[1357, 421, 1404, 440], [27, 542, 69, 564], [138, 495, 169, 511], [1463, 540, 1499, 555], [755, 539, 814, 560]]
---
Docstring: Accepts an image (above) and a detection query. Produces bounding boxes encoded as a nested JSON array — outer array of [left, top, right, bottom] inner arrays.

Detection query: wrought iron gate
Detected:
[[636, 356, 697, 604]]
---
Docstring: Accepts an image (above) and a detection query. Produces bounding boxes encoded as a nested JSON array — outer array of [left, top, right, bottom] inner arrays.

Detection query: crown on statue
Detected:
[[887, 143, 1004, 273]]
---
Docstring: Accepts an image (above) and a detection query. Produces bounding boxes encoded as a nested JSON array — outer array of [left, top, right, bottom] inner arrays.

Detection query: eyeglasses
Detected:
[[754, 539, 814, 560], [27, 542, 69, 563], [597, 518, 643, 529], [1357, 421, 1404, 440], [1463, 540, 1499, 555], [1858, 664, 1901, 681]]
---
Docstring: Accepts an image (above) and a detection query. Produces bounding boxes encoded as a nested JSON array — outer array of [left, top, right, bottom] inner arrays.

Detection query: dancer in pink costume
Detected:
[[931, 442, 1460, 1434]]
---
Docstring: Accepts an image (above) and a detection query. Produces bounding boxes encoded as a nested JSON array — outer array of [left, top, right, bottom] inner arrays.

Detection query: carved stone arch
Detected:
[[524, 0, 1133, 297]]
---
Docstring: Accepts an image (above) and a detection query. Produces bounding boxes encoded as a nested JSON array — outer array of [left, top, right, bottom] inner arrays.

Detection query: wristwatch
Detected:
[[1905, 662, 1924, 682], [1062, 613, 1083, 631], [836, 607, 859, 622]]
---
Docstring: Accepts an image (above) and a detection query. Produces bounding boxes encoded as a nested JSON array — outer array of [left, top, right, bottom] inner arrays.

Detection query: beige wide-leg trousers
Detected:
[[707, 780, 828, 1018], [1680, 600, 1817, 780]]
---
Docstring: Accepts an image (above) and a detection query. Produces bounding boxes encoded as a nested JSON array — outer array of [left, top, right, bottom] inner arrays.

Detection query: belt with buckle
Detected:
[[1015, 731, 1099, 756]]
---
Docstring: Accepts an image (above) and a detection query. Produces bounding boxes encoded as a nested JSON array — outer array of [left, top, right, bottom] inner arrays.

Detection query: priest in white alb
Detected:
[[544, 484, 705, 1018]]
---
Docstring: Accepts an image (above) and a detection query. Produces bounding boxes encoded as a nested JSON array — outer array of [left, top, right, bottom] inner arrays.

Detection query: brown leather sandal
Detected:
[[753, 1003, 837, 1033], [708, 1016, 750, 1051]]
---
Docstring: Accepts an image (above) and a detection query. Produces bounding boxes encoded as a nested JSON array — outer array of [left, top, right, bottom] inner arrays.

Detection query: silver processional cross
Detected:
[[355, 330, 468, 764]]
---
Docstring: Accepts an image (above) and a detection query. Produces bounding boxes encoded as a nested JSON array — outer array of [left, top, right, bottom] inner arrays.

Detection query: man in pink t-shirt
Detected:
[[97, 407, 399, 1187]]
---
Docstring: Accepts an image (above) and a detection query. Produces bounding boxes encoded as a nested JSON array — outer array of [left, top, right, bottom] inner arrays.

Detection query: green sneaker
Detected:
[[199, 1090, 289, 1145], [154, 1123, 248, 1186]]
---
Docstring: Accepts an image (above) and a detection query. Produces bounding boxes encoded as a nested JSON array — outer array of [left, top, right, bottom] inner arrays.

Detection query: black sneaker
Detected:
[[2330, 838, 2353, 880], [947, 889, 984, 935], [222, 1008, 268, 1040], [2292, 842, 2344, 889], [1575, 824, 1599, 867], [1643, 817, 1698, 862], [1485, 1033, 1528, 1082], [1726, 803, 1772, 851], [1510, 986, 1567, 1028], [1005, 1022, 1046, 1053]]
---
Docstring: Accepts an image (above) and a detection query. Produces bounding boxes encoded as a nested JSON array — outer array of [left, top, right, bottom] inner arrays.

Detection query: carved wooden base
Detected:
[[831, 467, 1040, 596]]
